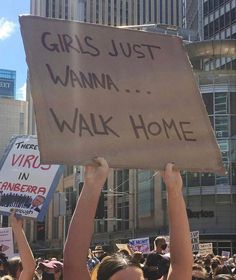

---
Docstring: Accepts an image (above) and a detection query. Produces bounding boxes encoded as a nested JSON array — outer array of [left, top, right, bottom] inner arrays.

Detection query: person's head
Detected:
[[192, 264, 207, 280], [211, 257, 221, 271], [32, 195, 45, 207], [214, 264, 232, 276], [154, 236, 167, 253], [0, 276, 14, 280], [39, 260, 63, 280], [7, 257, 22, 279], [131, 251, 144, 264], [0, 253, 8, 276], [92, 245, 106, 260], [97, 254, 144, 280], [117, 249, 130, 258]]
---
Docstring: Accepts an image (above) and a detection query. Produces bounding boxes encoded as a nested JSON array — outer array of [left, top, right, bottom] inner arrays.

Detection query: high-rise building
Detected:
[[0, 69, 16, 99], [0, 69, 28, 159], [182, 0, 236, 254], [31, 0, 184, 26]]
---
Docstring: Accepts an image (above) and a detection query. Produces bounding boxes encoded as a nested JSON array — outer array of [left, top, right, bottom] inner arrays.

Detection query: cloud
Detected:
[[0, 18, 17, 40], [17, 82, 27, 100]]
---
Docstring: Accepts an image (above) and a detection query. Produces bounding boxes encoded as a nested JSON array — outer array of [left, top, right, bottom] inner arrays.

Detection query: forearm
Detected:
[[167, 188, 192, 276], [12, 227, 35, 275], [63, 182, 103, 277]]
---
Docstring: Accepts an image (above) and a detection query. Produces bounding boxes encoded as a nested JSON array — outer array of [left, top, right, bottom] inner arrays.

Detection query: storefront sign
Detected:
[[187, 208, 214, 219]]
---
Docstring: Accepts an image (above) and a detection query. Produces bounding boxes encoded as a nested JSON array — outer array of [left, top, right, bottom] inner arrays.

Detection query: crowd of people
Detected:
[[0, 158, 235, 280]]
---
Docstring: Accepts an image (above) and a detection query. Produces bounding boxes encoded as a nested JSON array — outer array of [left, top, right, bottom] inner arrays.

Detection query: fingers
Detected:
[[92, 157, 108, 168], [10, 208, 16, 216], [165, 162, 174, 173]]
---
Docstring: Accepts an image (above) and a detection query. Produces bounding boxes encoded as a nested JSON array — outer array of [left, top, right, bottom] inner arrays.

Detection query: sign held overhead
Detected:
[[19, 16, 224, 173]]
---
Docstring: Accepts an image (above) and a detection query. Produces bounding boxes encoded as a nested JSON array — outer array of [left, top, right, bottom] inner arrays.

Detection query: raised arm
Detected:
[[63, 157, 109, 280], [10, 210, 36, 280], [161, 163, 193, 280]]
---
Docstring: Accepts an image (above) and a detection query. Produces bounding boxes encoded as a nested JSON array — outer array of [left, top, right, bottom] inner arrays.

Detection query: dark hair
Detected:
[[97, 254, 142, 280], [0, 253, 9, 276], [42, 271, 55, 280], [7, 257, 22, 278], [214, 265, 232, 276]]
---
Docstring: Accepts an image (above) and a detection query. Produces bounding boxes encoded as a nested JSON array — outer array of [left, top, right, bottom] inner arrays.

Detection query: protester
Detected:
[[87, 249, 100, 272], [92, 245, 107, 262], [38, 260, 63, 280], [0, 253, 9, 277], [6, 209, 35, 280], [143, 236, 170, 279], [63, 159, 193, 280]]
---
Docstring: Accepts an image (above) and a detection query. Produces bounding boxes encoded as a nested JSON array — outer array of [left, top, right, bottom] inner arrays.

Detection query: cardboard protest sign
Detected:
[[129, 237, 150, 253], [199, 243, 213, 255], [0, 135, 63, 221], [20, 16, 224, 173], [0, 227, 14, 258]]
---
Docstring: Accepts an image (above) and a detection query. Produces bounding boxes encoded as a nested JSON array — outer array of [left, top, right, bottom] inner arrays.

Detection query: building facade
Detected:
[[0, 98, 28, 163], [31, 0, 184, 26]]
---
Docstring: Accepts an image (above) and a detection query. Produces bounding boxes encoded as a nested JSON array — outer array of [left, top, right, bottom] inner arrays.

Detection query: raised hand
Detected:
[[161, 163, 183, 191], [84, 157, 109, 188], [9, 209, 23, 231]]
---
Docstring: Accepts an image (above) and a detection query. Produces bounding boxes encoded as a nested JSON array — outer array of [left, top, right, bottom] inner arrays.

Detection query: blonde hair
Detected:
[[0, 275, 14, 280]]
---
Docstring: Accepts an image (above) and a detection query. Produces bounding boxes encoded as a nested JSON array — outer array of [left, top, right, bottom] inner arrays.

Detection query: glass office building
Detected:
[[0, 69, 16, 99]]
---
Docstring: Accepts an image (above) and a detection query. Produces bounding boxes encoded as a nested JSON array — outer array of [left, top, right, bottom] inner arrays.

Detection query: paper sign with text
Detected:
[[199, 243, 213, 255], [20, 16, 224, 173], [0, 227, 14, 258], [0, 135, 64, 221], [164, 231, 199, 252], [191, 231, 200, 252], [129, 237, 150, 253], [222, 251, 230, 258]]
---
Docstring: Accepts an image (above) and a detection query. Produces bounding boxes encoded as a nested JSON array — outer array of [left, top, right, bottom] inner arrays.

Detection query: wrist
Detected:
[[166, 187, 183, 198]]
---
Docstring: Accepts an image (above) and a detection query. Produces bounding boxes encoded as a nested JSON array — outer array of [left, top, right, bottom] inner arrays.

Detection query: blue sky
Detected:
[[0, 0, 30, 100]]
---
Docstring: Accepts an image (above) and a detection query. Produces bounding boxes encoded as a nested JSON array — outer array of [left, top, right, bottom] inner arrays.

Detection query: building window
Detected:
[[115, 169, 129, 193], [19, 112, 25, 134], [215, 92, 228, 114], [201, 173, 215, 186], [187, 172, 200, 187], [138, 170, 154, 217], [203, 93, 214, 115], [117, 201, 129, 231], [52, 217, 59, 239], [215, 116, 229, 138], [230, 92, 236, 114]]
